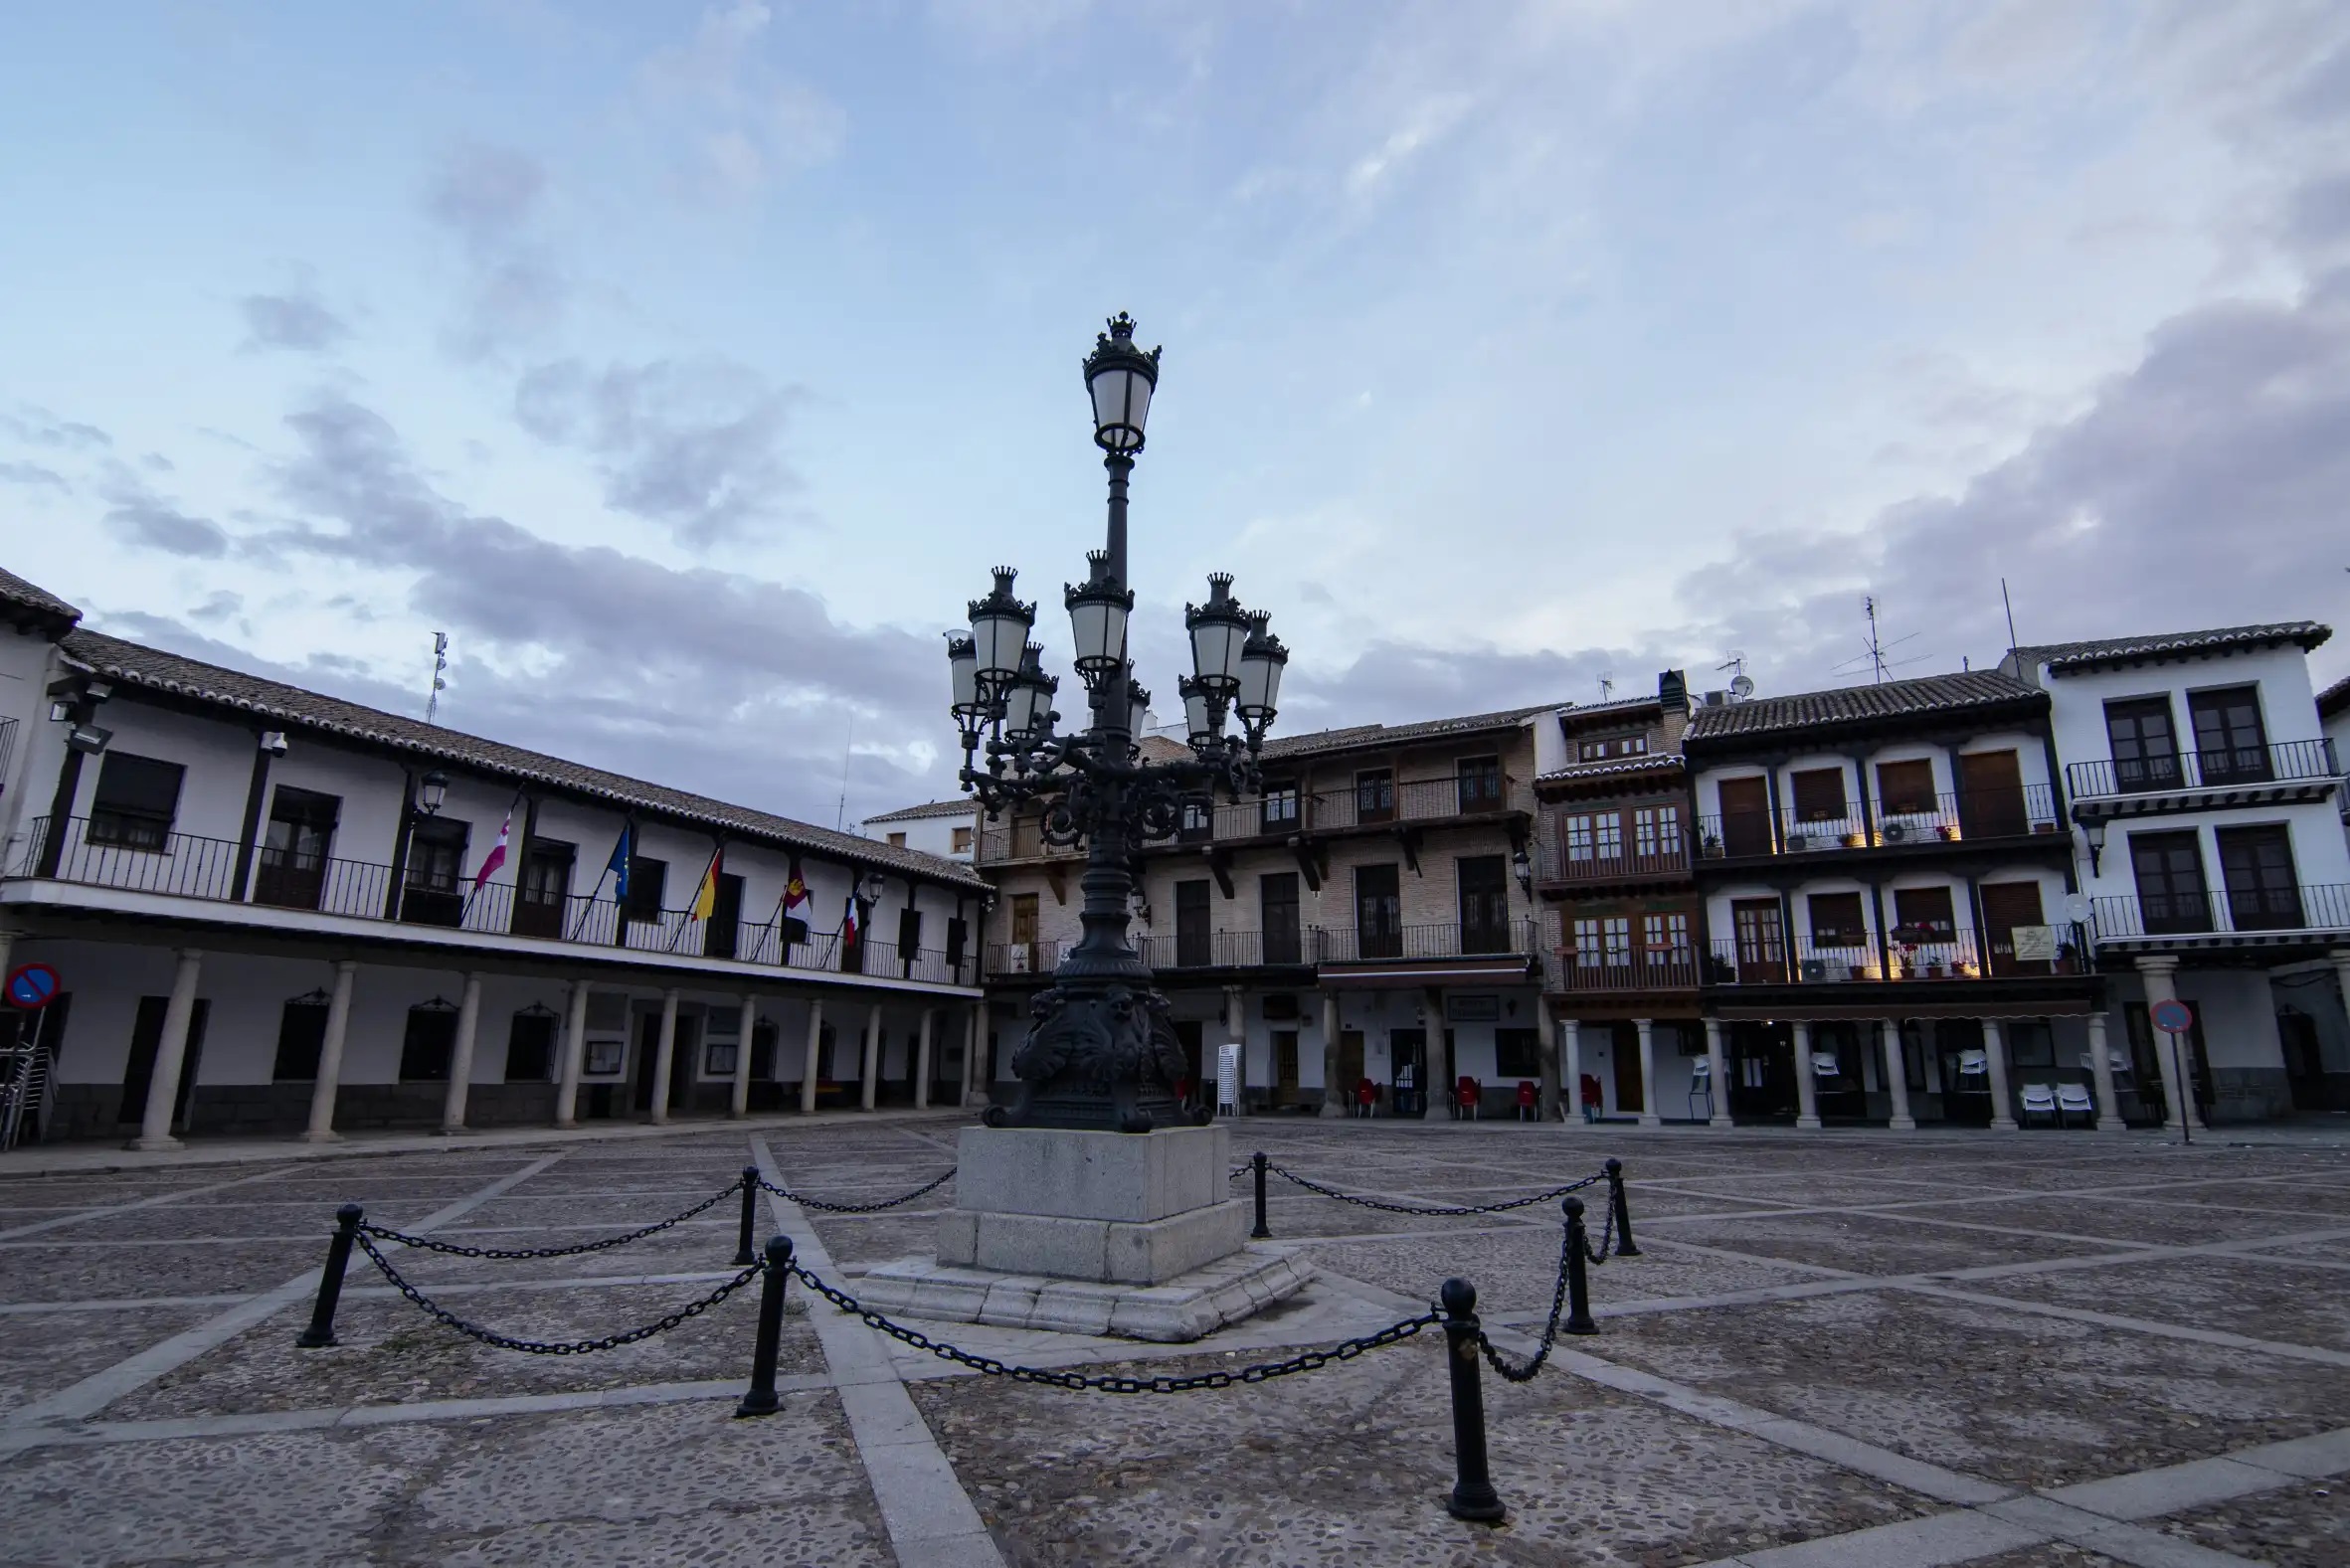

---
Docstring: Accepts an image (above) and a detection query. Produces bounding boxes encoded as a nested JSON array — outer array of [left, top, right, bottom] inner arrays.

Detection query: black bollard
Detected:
[[1605, 1156, 1641, 1257], [1439, 1278, 1507, 1523], [1563, 1197, 1597, 1335], [294, 1204, 364, 1349], [1251, 1150, 1271, 1240], [734, 1165, 761, 1267], [735, 1234, 796, 1418]]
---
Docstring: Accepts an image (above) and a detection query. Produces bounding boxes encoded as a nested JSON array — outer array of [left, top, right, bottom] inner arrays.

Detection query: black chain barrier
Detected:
[[357, 1178, 748, 1261], [756, 1170, 954, 1214], [1264, 1162, 1605, 1218], [789, 1259, 1441, 1392], [1473, 1198, 1614, 1383], [353, 1231, 766, 1355]]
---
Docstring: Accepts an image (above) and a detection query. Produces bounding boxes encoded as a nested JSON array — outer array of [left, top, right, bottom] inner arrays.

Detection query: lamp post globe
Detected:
[[947, 314, 1290, 1133]]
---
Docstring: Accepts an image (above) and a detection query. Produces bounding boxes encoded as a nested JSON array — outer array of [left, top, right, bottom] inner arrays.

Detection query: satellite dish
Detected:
[[2062, 893, 2092, 925], [1729, 673, 1754, 701]]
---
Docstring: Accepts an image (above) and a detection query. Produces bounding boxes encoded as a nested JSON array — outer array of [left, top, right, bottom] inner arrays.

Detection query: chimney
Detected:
[[1657, 669, 1688, 712]]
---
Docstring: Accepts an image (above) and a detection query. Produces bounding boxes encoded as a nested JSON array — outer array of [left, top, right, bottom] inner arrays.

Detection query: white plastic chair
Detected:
[[2056, 1083, 2095, 1127], [1688, 1056, 1714, 1122], [2019, 1083, 2058, 1127]]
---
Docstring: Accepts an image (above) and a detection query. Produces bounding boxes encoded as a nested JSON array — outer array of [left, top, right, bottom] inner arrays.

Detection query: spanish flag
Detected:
[[688, 846, 723, 922]]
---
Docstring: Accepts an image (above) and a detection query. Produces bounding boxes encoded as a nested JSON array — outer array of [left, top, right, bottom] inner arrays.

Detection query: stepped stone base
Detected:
[[850, 1246, 1316, 1343]]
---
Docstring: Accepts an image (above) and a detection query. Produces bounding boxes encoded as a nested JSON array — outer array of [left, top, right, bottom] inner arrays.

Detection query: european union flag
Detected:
[[604, 821, 633, 901]]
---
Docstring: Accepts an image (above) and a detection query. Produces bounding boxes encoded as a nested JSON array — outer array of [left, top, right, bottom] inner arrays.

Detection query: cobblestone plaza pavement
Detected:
[[3, 1117, 2348, 1566]]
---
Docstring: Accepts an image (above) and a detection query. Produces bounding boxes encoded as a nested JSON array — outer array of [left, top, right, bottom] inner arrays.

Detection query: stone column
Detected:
[[1704, 1017, 1732, 1129], [1983, 1017, 2017, 1132], [555, 981, 589, 1128], [442, 972, 483, 1133], [1537, 1005, 1562, 1123], [961, 1006, 982, 1107], [1320, 991, 1345, 1118], [1560, 1018, 1582, 1124], [1881, 1019, 1914, 1131], [801, 997, 823, 1114], [1634, 1017, 1661, 1128], [915, 1007, 935, 1110], [730, 993, 758, 1119], [1223, 984, 1246, 1113], [648, 987, 679, 1125], [2086, 1010, 2122, 1132], [2135, 956, 2202, 1132], [303, 959, 357, 1142], [1426, 986, 1452, 1116], [133, 949, 204, 1150], [859, 1003, 882, 1111], [1792, 1020, 1821, 1131], [2332, 950, 2350, 1037]]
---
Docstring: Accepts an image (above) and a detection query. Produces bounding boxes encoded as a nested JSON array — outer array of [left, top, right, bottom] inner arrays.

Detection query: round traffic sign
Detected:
[[5, 962, 61, 1011], [2149, 997, 2193, 1034]]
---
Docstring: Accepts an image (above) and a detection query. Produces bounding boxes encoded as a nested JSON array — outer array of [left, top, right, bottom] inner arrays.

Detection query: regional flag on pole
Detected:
[[784, 854, 810, 911], [687, 846, 723, 922], [840, 888, 860, 948], [471, 799, 517, 892]]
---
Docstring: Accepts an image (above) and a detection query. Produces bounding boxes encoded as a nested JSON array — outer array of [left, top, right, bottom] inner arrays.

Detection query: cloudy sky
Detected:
[[4, 1, 2348, 830]]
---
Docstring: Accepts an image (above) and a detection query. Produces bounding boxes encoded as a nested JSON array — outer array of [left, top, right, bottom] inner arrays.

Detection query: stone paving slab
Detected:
[[1659, 1212, 2109, 1276], [1935, 1195, 2325, 1245], [1963, 1544, 2132, 1566], [439, 1190, 746, 1229], [102, 1285, 812, 1420], [1970, 1253, 2350, 1352], [911, 1338, 1933, 1566], [2129, 1180, 2350, 1216], [2158, 1480, 2347, 1567], [0, 1304, 215, 1410], [811, 1212, 951, 1269], [1251, 1196, 1550, 1239], [0, 1239, 327, 1303], [1303, 1228, 1830, 1315], [2247, 1236, 2350, 1265], [1595, 1289, 2350, 1488]]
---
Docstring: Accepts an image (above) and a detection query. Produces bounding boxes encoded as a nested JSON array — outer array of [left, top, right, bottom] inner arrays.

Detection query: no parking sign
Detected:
[[2149, 998, 2193, 1034], [5, 963, 60, 1010]]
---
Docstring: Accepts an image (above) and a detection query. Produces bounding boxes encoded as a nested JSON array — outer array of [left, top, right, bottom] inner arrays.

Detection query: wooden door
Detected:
[[1273, 1030, 1300, 1101], [1010, 893, 1039, 970], [670, 1015, 701, 1110], [1717, 777, 1771, 856], [1731, 897, 1786, 982], [1957, 750, 2028, 837], [1978, 880, 2049, 975], [1611, 1023, 1644, 1113], [2128, 830, 2209, 933]]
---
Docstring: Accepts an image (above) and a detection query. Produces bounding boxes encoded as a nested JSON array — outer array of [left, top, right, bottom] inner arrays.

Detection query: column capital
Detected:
[[334, 958, 359, 975], [176, 947, 206, 961], [2133, 955, 2181, 975]]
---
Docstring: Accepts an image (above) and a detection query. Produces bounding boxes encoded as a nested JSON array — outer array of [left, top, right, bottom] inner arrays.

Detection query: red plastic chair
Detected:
[[1516, 1079, 1537, 1122], [1455, 1076, 1481, 1120], [1356, 1077, 1376, 1118], [1579, 1074, 1603, 1123]]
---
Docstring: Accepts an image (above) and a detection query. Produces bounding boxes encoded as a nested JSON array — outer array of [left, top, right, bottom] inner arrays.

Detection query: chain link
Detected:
[[756, 1170, 953, 1214], [358, 1178, 747, 1260], [1264, 1162, 1604, 1217], [1584, 1199, 1617, 1266], [1476, 1219, 1575, 1383], [789, 1260, 1439, 1392], [353, 1231, 764, 1354]]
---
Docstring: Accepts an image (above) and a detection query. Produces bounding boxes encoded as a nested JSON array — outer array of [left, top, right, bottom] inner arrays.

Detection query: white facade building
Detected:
[[0, 568, 989, 1147], [2004, 623, 2350, 1123], [863, 799, 980, 863]]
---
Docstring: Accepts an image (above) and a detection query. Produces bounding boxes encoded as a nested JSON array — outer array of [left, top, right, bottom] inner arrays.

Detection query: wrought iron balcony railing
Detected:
[[1536, 840, 1690, 884], [2067, 739, 2342, 801], [1698, 784, 2060, 860], [1541, 951, 1701, 992], [2092, 883, 2350, 940]]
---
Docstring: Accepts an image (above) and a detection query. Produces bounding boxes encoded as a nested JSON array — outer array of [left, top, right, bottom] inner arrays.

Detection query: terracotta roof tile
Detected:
[[2009, 621, 2330, 673], [862, 798, 980, 823], [1259, 703, 1559, 762], [2319, 671, 2350, 719], [1685, 671, 2042, 745], [0, 566, 82, 629]]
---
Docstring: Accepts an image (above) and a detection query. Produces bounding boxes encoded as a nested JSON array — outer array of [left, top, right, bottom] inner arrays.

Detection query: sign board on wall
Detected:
[[1445, 993, 1502, 1023], [2010, 926, 2059, 963]]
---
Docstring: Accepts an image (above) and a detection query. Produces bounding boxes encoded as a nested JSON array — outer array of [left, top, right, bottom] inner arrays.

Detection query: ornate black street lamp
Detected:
[[949, 313, 1288, 1133]]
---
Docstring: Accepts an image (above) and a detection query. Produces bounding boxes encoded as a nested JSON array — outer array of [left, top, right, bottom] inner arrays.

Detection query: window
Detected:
[[1563, 811, 1597, 862], [2128, 830, 2210, 934], [2104, 696, 2181, 791], [622, 855, 667, 922], [1178, 798, 1212, 841], [705, 1038, 739, 1077], [1592, 812, 1623, 861], [1009, 892, 1040, 968], [1633, 804, 1681, 860], [89, 754, 184, 849], [1456, 755, 1504, 812], [1642, 911, 1691, 957], [399, 1000, 461, 1082], [1261, 872, 1302, 965], [1578, 733, 1648, 762], [2189, 686, 2269, 783], [1495, 1027, 1539, 1079], [2008, 1020, 2055, 1070], [1356, 768, 1395, 823], [1356, 864, 1401, 958], [886, 831, 908, 849], [256, 787, 339, 909], [271, 994, 330, 1081], [1807, 893, 1869, 949], [1261, 783, 1300, 832], [514, 840, 574, 939], [951, 825, 974, 855], [1730, 899, 1784, 979], [1891, 886, 1957, 943], [896, 905, 922, 973], [505, 1006, 558, 1081], [2217, 824, 2300, 930], [1175, 879, 1212, 967], [1574, 916, 1631, 966], [1457, 856, 1510, 954], [1875, 759, 1936, 816], [945, 916, 968, 973], [1789, 768, 1847, 823], [402, 819, 470, 927]]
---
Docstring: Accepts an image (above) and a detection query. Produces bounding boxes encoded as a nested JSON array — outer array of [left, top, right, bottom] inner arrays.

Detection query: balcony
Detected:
[[1700, 931, 2089, 986], [1542, 951, 1701, 993], [6, 816, 979, 987], [1536, 841, 1690, 888], [984, 939, 1072, 978], [2068, 740, 2342, 816], [1141, 774, 1531, 855], [1139, 929, 1312, 971], [2091, 883, 2350, 946], [1315, 919, 1539, 964], [986, 921, 1539, 980], [1698, 785, 2061, 863]]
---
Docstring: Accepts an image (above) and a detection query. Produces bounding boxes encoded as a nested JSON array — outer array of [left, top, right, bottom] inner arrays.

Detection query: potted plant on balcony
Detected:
[[1936, 822, 1960, 841], [1843, 829, 1866, 848], [2054, 939, 2081, 975], [1785, 829, 1810, 851], [1701, 828, 1723, 858]]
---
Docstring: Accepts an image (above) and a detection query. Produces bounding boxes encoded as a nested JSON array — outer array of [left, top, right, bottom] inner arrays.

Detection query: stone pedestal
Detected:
[[851, 1122, 1312, 1342]]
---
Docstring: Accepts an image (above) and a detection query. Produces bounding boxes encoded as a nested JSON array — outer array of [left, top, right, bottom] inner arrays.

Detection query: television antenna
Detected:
[[1716, 651, 1753, 703], [1833, 597, 1927, 684], [425, 632, 449, 724], [1597, 671, 1615, 702]]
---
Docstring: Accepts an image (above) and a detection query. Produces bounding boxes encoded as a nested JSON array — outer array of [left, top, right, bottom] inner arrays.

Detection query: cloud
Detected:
[[512, 357, 806, 548], [101, 471, 232, 559], [244, 390, 945, 824], [237, 288, 351, 353], [634, 2, 844, 201], [1, 408, 110, 450], [0, 460, 68, 490], [424, 141, 566, 359], [187, 590, 244, 623]]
